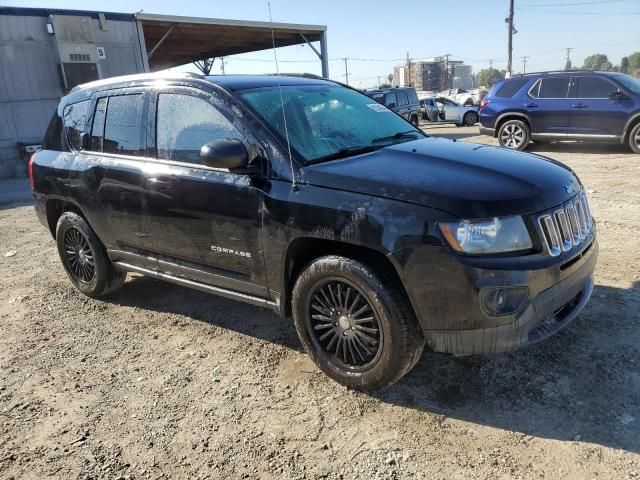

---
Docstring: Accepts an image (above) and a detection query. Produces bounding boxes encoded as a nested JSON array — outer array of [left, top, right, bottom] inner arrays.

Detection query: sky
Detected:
[[4, 0, 640, 88]]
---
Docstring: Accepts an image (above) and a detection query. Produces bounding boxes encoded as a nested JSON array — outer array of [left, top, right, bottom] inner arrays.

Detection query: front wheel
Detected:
[[410, 114, 420, 127], [292, 256, 424, 391], [629, 122, 640, 154], [498, 119, 530, 151], [56, 212, 126, 298]]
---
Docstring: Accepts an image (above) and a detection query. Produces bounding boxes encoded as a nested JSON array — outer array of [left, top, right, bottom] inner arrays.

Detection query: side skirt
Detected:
[[113, 261, 281, 314]]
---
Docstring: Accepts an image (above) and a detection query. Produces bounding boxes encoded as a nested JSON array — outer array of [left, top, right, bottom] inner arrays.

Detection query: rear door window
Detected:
[[531, 77, 570, 98], [575, 77, 615, 98], [102, 94, 146, 156], [62, 100, 90, 151], [156, 93, 242, 164], [407, 89, 419, 104]]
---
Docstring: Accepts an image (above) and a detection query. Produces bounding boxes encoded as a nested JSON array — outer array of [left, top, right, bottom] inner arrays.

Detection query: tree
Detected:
[[620, 57, 630, 74], [565, 59, 572, 70], [387, 73, 393, 84], [477, 68, 506, 88], [582, 53, 613, 71], [627, 52, 640, 78]]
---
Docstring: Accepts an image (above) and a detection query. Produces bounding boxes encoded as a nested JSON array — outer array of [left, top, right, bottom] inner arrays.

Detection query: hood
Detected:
[[302, 137, 580, 218]]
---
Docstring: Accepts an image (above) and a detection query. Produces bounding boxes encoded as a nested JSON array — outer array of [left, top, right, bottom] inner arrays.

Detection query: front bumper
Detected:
[[392, 233, 598, 356]]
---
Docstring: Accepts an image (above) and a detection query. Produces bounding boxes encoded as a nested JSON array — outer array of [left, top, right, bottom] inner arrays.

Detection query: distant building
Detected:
[[392, 57, 472, 91]]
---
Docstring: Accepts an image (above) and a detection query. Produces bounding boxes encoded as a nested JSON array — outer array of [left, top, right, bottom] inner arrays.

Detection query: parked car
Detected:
[[30, 73, 597, 391], [438, 88, 478, 106], [364, 86, 421, 125], [479, 70, 640, 152], [421, 96, 479, 126]]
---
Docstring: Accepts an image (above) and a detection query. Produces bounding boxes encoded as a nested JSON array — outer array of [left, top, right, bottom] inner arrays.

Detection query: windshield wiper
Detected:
[[371, 130, 423, 144], [307, 145, 383, 164]]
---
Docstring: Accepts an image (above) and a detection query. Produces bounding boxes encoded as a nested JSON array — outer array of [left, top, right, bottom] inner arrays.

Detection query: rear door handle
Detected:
[[523, 102, 538, 108], [146, 177, 175, 192], [572, 103, 588, 109]]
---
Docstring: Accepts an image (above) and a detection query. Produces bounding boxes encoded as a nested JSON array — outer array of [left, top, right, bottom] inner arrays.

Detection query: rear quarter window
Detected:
[[495, 79, 528, 98], [42, 111, 63, 151], [62, 100, 90, 151]]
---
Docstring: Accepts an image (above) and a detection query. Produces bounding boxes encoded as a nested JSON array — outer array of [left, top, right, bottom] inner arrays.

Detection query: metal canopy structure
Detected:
[[135, 13, 329, 77]]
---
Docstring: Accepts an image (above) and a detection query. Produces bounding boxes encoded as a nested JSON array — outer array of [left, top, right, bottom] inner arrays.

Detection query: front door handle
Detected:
[[572, 103, 588, 109], [523, 102, 538, 108], [146, 177, 175, 192]]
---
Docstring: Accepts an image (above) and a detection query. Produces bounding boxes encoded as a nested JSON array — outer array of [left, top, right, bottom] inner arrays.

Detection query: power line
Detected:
[[519, 0, 623, 6], [517, 7, 640, 14]]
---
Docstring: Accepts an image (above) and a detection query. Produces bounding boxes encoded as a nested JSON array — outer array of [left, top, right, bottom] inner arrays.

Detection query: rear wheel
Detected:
[[629, 122, 640, 154], [56, 212, 125, 298], [463, 111, 479, 126], [292, 256, 424, 391], [498, 119, 530, 151], [410, 114, 419, 127]]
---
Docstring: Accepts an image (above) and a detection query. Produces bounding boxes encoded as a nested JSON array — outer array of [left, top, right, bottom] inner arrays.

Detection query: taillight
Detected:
[[28, 152, 36, 190], [480, 99, 490, 110]]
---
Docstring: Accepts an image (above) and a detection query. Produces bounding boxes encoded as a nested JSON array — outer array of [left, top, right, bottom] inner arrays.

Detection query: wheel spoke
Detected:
[[348, 292, 361, 314], [313, 323, 333, 331], [319, 328, 336, 341], [352, 303, 370, 318], [327, 284, 339, 310], [354, 325, 378, 334], [311, 303, 332, 317]]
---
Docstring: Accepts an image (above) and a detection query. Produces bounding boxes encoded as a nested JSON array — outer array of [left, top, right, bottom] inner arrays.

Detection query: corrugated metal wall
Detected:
[[0, 11, 145, 178]]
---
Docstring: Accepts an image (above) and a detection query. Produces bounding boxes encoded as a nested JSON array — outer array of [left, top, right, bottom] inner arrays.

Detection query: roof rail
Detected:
[[510, 69, 604, 77]]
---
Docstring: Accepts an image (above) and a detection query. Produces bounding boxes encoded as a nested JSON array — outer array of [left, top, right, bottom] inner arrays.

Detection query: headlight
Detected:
[[439, 216, 532, 254]]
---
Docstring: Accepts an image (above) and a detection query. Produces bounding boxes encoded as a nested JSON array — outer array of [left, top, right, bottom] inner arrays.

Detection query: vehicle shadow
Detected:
[[109, 276, 639, 454], [374, 281, 640, 454], [108, 274, 302, 352]]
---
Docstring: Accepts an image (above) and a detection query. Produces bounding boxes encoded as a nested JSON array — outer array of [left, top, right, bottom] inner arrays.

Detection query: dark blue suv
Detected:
[[479, 71, 640, 153]]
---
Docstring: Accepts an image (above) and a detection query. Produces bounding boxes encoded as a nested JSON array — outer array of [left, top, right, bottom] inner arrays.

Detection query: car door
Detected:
[[72, 89, 151, 257], [141, 87, 268, 297], [525, 76, 571, 136], [395, 89, 409, 119], [442, 98, 461, 122], [568, 75, 631, 137]]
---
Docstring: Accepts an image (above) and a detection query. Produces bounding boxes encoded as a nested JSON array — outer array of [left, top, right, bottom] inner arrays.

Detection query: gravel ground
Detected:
[[1, 126, 639, 480]]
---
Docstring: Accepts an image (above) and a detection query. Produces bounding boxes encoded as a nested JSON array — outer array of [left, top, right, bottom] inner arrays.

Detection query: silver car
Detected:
[[421, 96, 479, 126]]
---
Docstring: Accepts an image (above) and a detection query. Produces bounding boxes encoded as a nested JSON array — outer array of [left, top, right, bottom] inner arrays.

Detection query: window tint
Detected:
[[62, 100, 90, 151], [103, 95, 145, 156], [156, 93, 242, 164], [535, 78, 570, 98], [43, 112, 63, 151], [383, 91, 397, 106], [396, 90, 408, 106], [576, 77, 615, 98], [495, 79, 528, 98], [90, 97, 107, 152], [407, 88, 419, 104]]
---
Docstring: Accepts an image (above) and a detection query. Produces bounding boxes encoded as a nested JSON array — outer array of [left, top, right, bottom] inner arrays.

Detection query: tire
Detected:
[[291, 255, 424, 391], [629, 122, 640, 154], [463, 111, 479, 126], [410, 114, 419, 127], [55, 212, 126, 298], [498, 119, 530, 151]]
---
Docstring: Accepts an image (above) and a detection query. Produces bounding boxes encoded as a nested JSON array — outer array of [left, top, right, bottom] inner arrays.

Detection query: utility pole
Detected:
[[489, 58, 493, 71], [343, 58, 349, 85], [406, 52, 411, 87], [377, 75, 381, 87], [221, 57, 225, 75], [565, 48, 572, 70], [522, 56, 528, 74], [507, 0, 515, 77]]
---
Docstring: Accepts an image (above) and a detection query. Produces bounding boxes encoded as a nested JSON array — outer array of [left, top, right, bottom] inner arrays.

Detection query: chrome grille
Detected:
[[538, 192, 593, 257]]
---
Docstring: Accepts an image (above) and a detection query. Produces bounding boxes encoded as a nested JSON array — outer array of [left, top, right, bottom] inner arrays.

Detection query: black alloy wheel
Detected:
[[63, 227, 96, 283], [308, 278, 382, 369]]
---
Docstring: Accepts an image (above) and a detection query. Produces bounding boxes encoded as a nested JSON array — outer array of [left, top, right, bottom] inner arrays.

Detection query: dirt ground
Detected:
[[1, 126, 639, 480]]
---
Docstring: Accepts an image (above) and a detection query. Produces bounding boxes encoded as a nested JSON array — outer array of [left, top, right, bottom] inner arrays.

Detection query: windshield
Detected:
[[611, 73, 640, 95], [239, 84, 423, 164]]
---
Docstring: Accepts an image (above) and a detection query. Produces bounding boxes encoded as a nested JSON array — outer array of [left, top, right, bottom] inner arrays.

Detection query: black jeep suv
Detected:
[[30, 73, 598, 390]]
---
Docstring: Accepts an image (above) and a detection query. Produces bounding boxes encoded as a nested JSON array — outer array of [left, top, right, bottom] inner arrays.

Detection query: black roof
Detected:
[[509, 70, 622, 79], [204, 74, 333, 91]]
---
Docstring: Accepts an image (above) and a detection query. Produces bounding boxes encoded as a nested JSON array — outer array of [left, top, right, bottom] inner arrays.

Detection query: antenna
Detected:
[[268, 2, 297, 191]]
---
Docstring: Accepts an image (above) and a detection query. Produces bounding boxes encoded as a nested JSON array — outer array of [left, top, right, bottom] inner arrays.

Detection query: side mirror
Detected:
[[609, 90, 628, 101], [79, 132, 90, 150], [200, 138, 249, 170], [387, 102, 397, 109]]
